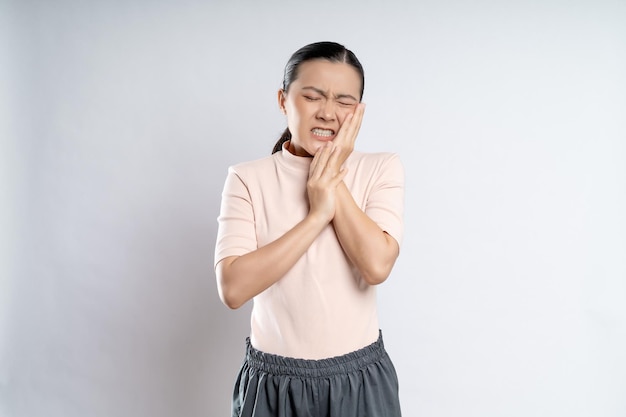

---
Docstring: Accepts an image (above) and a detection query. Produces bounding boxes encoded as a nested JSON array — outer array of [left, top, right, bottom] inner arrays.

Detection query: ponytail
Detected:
[[272, 128, 291, 154]]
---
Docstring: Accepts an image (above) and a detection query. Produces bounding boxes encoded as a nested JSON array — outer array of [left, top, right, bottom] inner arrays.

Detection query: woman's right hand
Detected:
[[306, 142, 348, 224]]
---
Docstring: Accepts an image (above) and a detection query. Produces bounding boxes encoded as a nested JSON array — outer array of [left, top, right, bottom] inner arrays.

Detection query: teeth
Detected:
[[312, 128, 334, 137]]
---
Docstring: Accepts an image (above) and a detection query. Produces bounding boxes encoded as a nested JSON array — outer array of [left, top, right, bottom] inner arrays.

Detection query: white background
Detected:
[[1, 0, 625, 416]]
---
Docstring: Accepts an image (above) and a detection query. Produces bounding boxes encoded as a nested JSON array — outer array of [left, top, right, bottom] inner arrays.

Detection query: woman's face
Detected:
[[278, 60, 362, 157]]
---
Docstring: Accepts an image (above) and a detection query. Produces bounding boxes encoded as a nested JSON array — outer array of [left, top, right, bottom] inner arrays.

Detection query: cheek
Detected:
[[337, 108, 355, 126], [289, 101, 310, 121], [285, 103, 303, 129]]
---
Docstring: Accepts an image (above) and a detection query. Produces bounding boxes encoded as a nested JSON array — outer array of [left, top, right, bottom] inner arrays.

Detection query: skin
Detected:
[[216, 60, 399, 309]]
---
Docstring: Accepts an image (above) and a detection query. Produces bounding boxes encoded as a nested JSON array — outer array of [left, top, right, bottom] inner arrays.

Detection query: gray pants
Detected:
[[232, 331, 402, 417]]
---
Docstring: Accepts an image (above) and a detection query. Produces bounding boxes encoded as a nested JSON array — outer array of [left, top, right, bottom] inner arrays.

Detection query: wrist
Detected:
[[305, 210, 332, 229], [333, 182, 350, 214]]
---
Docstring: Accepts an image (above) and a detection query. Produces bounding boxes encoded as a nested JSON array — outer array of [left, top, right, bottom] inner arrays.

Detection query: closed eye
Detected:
[[304, 95, 320, 101]]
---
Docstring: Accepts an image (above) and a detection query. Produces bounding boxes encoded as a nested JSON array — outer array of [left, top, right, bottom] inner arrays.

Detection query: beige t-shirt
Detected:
[[215, 143, 404, 359]]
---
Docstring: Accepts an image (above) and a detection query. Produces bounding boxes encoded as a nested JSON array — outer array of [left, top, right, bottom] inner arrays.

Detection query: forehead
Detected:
[[292, 60, 362, 96]]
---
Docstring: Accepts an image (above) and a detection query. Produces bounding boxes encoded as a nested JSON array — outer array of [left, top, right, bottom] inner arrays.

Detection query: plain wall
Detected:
[[1, 0, 625, 416]]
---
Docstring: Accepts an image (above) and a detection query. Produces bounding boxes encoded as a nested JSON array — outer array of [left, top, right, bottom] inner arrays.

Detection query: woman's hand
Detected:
[[306, 103, 364, 224], [328, 103, 365, 171], [307, 142, 348, 224]]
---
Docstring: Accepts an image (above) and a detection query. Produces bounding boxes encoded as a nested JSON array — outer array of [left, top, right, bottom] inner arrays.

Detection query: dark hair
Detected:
[[272, 41, 365, 154]]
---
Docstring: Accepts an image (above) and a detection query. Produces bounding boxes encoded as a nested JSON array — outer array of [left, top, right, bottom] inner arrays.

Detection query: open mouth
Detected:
[[311, 128, 335, 138]]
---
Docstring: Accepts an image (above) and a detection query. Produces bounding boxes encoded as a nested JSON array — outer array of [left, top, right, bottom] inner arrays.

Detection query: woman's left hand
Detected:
[[328, 103, 365, 171]]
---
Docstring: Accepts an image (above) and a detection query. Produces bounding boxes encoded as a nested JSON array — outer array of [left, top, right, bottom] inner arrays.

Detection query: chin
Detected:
[[295, 142, 315, 157], [290, 137, 323, 157], [308, 143, 326, 156]]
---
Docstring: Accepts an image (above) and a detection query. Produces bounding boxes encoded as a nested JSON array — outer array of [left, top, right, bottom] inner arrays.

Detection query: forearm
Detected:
[[332, 182, 399, 285], [216, 213, 328, 309]]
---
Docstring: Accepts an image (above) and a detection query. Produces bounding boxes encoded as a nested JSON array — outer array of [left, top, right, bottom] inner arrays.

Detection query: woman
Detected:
[[215, 41, 404, 417]]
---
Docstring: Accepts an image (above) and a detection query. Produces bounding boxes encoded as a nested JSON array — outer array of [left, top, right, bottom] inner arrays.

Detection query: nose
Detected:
[[316, 100, 336, 121]]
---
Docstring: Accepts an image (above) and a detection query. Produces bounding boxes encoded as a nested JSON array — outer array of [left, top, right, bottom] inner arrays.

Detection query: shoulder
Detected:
[[349, 150, 401, 163], [227, 153, 278, 177], [347, 151, 404, 175]]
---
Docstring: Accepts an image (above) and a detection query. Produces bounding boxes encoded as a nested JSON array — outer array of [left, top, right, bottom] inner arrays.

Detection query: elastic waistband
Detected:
[[245, 331, 387, 378]]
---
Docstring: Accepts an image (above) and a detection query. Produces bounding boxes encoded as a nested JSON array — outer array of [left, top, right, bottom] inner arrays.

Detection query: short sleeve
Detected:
[[214, 167, 258, 267], [364, 154, 405, 248]]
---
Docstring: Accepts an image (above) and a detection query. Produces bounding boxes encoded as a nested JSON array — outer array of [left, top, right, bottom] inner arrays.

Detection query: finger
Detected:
[[334, 103, 365, 147], [317, 144, 341, 180], [328, 167, 349, 187], [325, 142, 345, 173], [333, 113, 353, 146], [345, 103, 365, 146], [309, 148, 324, 178], [309, 142, 333, 179]]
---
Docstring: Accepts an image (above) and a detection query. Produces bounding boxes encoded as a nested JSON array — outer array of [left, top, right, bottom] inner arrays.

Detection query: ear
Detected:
[[277, 89, 287, 115]]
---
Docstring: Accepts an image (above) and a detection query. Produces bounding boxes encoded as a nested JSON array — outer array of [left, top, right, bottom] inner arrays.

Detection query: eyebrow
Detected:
[[301, 86, 358, 102]]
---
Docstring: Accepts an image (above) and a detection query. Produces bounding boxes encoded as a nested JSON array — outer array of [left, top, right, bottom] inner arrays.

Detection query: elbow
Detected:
[[360, 261, 395, 286], [358, 233, 399, 286], [361, 271, 389, 286], [361, 257, 396, 285], [223, 298, 245, 310], [215, 257, 247, 309], [217, 284, 246, 310], [361, 235, 399, 285]]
